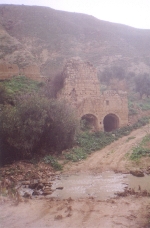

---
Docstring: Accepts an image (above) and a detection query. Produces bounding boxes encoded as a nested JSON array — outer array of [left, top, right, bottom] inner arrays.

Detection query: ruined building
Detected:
[[0, 63, 42, 81], [58, 59, 128, 132]]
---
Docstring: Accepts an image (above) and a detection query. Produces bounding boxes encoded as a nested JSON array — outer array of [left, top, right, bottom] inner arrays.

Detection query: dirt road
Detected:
[[64, 125, 150, 174], [1, 125, 150, 228]]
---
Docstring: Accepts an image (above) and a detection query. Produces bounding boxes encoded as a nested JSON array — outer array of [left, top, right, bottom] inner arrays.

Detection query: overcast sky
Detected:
[[1, 0, 150, 29]]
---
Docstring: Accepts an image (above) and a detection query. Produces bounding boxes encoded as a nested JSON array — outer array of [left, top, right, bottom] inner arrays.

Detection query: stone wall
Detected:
[[0, 63, 43, 81], [58, 59, 129, 131]]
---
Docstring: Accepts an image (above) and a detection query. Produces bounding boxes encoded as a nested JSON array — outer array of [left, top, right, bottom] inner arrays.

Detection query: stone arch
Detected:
[[80, 114, 98, 131], [103, 113, 119, 132]]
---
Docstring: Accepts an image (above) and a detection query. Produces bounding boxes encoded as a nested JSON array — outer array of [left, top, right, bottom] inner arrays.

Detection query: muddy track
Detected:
[[1, 125, 150, 228], [64, 125, 150, 174]]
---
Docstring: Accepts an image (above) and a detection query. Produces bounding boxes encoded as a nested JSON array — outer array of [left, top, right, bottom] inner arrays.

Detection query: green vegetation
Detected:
[[101, 68, 150, 115], [126, 136, 136, 142], [135, 73, 150, 98], [1, 73, 150, 168], [100, 66, 125, 84], [130, 134, 150, 160], [43, 155, 62, 170], [0, 76, 78, 166], [65, 117, 149, 162], [2, 75, 42, 96]]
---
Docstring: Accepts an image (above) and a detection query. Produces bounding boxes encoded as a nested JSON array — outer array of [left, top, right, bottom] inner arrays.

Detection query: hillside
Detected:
[[1, 4, 150, 78]]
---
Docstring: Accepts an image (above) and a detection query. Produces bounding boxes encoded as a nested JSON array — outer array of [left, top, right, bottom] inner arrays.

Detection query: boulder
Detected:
[[130, 170, 144, 177]]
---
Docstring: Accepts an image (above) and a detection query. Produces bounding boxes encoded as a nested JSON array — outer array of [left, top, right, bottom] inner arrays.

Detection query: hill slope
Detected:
[[1, 4, 150, 77]]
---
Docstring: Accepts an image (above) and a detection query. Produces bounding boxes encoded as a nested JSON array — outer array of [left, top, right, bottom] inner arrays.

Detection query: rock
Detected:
[[29, 179, 39, 189], [40, 179, 49, 184], [23, 192, 31, 198], [5, 171, 11, 175], [22, 181, 30, 185], [56, 187, 63, 190], [37, 183, 44, 190], [32, 190, 40, 196], [29, 183, 38, 189], [5, 178, 12, 186], [55, 215, 63, 220], [42, 190, 53, 195], [130, 170, 144, 177], [44, 183, 52, 187]]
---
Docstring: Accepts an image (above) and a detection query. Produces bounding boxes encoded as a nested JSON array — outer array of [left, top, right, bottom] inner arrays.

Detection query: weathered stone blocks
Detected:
[[58, 59, 128, 131]]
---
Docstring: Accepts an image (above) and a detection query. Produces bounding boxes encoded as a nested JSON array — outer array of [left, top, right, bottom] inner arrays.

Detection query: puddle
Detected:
[[128, 174, 150, 192], [51, 171, 150, 200], [51, 171, 128, 200], [18, 171, 150, 200]]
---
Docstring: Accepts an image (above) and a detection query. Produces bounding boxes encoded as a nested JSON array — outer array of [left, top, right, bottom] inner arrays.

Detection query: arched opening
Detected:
[[81, 114, 98, 131], [103, 114, 119, 132]]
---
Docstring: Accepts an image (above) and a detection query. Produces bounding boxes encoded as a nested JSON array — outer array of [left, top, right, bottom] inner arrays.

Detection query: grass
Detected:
[[65, 116, 150, 162], [128, 94, 150, 116], [137, 99, 150, 111], [126, 136, 136, 142], [130, 134, 150, 160], [2, 75, 42, 96], [43, 155, 62, 170]]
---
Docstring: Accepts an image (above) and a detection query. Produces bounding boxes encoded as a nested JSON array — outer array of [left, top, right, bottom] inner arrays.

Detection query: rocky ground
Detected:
[[1, 125, 150, 228]]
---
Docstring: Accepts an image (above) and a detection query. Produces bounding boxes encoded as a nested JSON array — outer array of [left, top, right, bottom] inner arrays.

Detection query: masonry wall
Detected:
[[0, 63, 42, 81], [58, 59, 129, 131]]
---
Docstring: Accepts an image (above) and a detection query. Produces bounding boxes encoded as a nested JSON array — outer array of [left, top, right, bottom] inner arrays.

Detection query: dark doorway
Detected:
[[81, 114, 98, 131], [103, 114, 119, 132]]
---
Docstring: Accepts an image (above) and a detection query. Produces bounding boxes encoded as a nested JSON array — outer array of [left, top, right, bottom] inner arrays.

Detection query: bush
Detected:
[[0, 94, 49, 158], [0, 94, 78, 164], [40, 100, 78, 153]]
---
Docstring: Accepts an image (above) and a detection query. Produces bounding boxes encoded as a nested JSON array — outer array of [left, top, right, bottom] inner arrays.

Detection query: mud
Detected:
[[1, 125, 150, 227], [51, 172, 150, 200], [51, 172, 128, 200]]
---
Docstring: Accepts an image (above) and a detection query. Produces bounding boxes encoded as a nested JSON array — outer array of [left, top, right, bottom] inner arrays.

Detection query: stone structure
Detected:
[[0, 63, 42, 81], [58, 59, 128, 131]]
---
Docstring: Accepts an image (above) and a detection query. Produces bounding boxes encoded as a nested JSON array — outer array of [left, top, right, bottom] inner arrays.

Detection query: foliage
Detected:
[[135, 73, 150, 98], [126, 136, 136, 142], [65, 147, 87, 162], [0, 94, 49, 158], [0, 84, 10, 104], [2, 75, 42, 96], [0, 92, 78, 164], [130, 134, 150, 160], [100, 66, 125, 84], [43, 155, 62, 170], [65, 117, 150, 162], [80, 118, 92, 131], [43, 72, 66, 98], [40, 100, 78, 153]]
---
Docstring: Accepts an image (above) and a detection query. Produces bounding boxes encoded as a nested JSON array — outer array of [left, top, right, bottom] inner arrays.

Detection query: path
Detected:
[[1, 125, 150, 228]]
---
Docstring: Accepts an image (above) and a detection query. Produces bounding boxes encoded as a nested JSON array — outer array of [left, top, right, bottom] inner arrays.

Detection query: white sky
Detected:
[[0, 0, 150, 29]]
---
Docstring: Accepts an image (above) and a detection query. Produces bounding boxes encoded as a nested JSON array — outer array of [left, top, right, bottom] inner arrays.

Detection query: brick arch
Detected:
[[80, 114, 99, 131], [103, 113, 119, 132]]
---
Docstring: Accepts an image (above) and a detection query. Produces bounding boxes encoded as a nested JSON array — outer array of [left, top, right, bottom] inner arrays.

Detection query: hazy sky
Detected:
[[1, 0, 150, 29]]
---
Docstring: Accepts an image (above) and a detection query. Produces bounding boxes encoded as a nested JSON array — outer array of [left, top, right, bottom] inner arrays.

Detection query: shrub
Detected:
[[0, 94, 49, 159], [43, 72, 66, 98], [0, 94, 78, 164], [40, 100, 78, 153]]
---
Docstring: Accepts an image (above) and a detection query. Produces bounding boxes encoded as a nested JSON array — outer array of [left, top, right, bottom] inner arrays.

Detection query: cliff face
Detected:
[[0, 4, 150, 80], [0, 18, 41, 80]]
